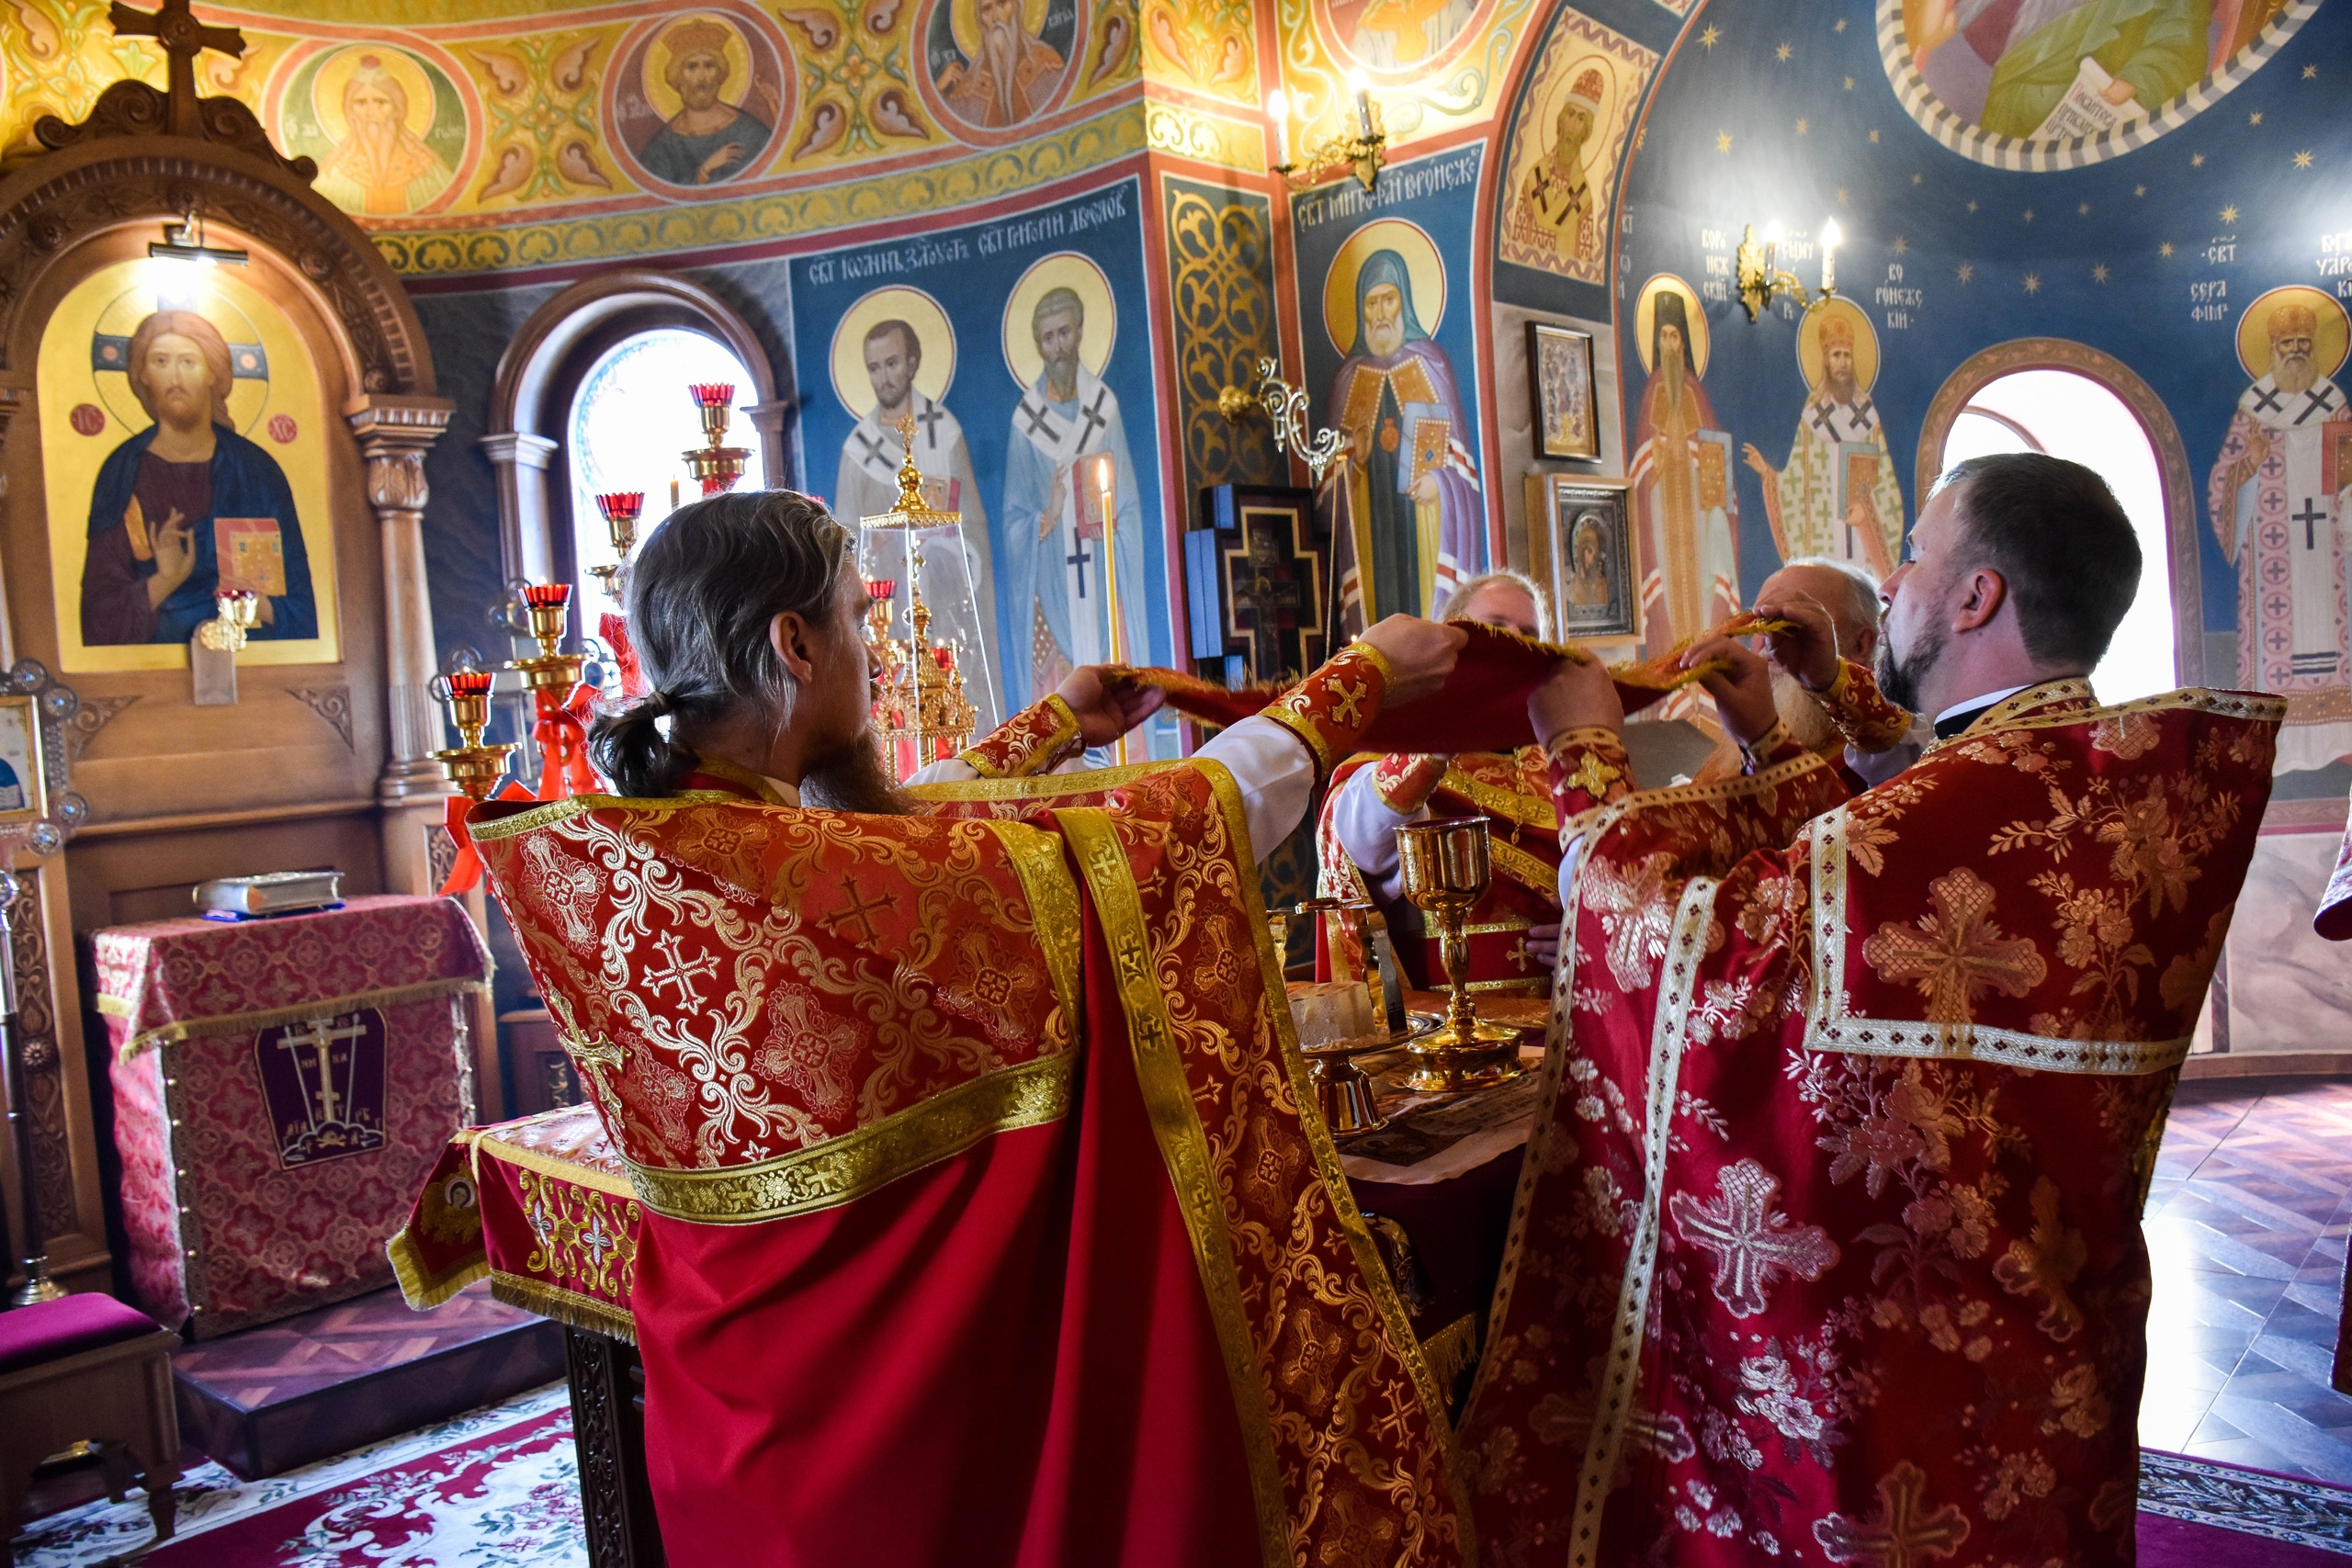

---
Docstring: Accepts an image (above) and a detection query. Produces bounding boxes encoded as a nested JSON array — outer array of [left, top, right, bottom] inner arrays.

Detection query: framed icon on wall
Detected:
[[1531, 474, 1637, 643], [1527, 321, 1599, 461]]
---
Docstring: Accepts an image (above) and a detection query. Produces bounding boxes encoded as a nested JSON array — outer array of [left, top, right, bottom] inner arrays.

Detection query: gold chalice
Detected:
[[1396, 816, 1525, 1093]]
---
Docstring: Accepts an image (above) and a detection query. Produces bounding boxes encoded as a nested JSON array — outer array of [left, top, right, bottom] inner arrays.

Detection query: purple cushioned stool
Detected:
[[0, 1292, 180, 1562]]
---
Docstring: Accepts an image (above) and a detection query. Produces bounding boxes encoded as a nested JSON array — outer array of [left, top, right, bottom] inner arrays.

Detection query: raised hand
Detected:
[[1679, 632, 1777, 748], [1054, 665, 1167, 746], [1747, 593, 1843, 690], [147, 508, 197, 607], [1355, 614, 1467, 706]]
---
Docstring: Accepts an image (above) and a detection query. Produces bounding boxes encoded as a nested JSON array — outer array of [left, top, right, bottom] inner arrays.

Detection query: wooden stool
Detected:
[[0, 1293, 181, 1563]]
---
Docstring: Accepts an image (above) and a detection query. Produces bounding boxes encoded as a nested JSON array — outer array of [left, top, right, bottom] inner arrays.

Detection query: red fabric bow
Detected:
[[437, 781, 537, 897], [533, 682, 602, 801], [1130, 616, 1790, 754]]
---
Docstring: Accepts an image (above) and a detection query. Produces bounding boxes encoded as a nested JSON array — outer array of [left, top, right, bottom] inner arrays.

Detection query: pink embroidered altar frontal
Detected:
[[94, 896, 492, 1337]]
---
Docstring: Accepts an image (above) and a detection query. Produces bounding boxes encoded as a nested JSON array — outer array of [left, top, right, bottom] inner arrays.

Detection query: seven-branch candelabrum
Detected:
[[684, 383, 752, 496], [429, 669, 517, 801], [591, 491, 644, 598], [860, 427, 978, 773]]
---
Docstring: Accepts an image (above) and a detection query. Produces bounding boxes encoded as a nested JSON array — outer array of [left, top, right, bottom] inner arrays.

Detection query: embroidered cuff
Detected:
[[1267, 642, 1390, 777], [1371, 752, 1450, 814], [957, 694, 1083, 779], [1737, 720, 1802, 773], [1817, 659, 1916, 752], [1544, 728, 1633, 830]]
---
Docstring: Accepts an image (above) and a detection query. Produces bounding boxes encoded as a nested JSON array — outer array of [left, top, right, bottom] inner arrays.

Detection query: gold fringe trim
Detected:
[[488, 1270, 638, 1344], [109, 979, 491, 1060], [386, 1228, 487, 1311], [1420, 1314, 1479, 1411]]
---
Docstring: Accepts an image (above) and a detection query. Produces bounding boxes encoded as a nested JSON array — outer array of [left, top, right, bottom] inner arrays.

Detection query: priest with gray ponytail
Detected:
[[585, 488, 903, 810]]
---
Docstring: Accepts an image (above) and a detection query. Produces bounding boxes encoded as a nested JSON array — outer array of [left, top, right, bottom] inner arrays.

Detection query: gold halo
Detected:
[[92, 270, 272, 437], [642, 15, 754, 124], [1531, 51, 1611, 171], [831, 287, 956, 416], [1321, 217, 1445, 356], [1001, 252, 1115, 389], [1633, 273, 1708, 378], [1797, 296, 1878, 393], [2237, 285, 2350, 381], [945, 0, 1054, 65], [311, 45, 437, 146]]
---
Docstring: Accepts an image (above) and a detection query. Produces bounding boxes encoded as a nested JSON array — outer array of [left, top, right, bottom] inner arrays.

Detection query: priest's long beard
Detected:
[[1772, 668, 1844, 755], [984, 20, 1019, 119], [1875, 623, 1944, 715], [800, 731, 911, 815]]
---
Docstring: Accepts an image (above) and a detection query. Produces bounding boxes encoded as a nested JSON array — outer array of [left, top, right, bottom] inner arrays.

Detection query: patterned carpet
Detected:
[[14, 1079, 2352, 1564]]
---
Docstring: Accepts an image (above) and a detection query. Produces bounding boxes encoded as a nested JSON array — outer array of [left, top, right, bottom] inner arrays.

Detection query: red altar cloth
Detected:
[[95, 895, 492, 1337]]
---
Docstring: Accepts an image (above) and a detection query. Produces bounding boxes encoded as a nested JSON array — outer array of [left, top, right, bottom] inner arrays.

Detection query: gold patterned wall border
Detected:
[[1139, 0, 1257, 105], [1161, 174, 1278, 494], [1143, 97, 1263, 171], [372, 107, 1148, 274]]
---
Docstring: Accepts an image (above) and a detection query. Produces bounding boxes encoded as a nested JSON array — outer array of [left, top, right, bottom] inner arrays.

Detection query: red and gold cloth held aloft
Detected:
[[428, 669, 523, 896], [1319, 745, 1563, 998], [1464, 675, 2286, 1568], [684, 383, 751, 497], [510, 584, 599, 802], [591, 491, 645, 699]]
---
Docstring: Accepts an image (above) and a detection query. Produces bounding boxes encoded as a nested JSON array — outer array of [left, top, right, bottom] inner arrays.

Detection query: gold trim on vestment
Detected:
[[1266, 703, 1338, 773], [1442, 762, 1558, 831], [905, 760, 1182, 802], [983, 818, 1085, 1026], [1802, 804, 2194, 1075], [488, 1269, 639, 1344], [1559, 746, 1835, 843], [1488, 837, 1561, 898], [106, 978, 492, 1060], [688, 754, 794, 804], [466, 789, 744, 841], [475, 1129, 638, 1201], [1923, 682, 2285, 758], [1205, 761, 1484, 1566], [1566, 875, 1717, 1568], [622, 1052, 1073, 1223], [1055, 802, 1293, 1568], [1420, 1314, 1479, 1411]]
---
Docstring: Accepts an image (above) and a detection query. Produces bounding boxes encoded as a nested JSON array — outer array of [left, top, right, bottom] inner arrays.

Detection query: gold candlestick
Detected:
[[589, 491, 643, 599], [1395, 817, 1525, 1093], [429, 670, 518, 800], [511, 584, 586, 694], [684, 383, 752, 496]]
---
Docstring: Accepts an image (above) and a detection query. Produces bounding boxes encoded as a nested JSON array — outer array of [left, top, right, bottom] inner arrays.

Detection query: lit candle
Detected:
[[1267, 87, 1292, 167], [1348, 70, 1374, 139], [1820, 217, 1843, 293], [1096, 456, 1126, 764]]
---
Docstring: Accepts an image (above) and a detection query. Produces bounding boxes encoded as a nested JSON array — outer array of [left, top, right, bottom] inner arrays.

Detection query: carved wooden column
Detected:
[[480, 431, 560, 584], [350, 394, 455, 894], [565, 1327, 666, 1566]]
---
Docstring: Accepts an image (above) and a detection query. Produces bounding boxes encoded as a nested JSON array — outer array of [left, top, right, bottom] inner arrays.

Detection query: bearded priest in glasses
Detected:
[[1466, 453, 2282, 1568], [466, 487, 1479, 1567]]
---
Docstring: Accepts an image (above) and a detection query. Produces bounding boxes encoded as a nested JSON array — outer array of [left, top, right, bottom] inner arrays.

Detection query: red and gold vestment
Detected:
[[1317, 748, 1562, 998], [1464, 674, 2281, 1567], [457, 644, 1473, 1568]]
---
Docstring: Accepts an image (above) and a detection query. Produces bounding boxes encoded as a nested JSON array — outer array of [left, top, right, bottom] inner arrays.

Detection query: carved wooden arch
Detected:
[[1917, 337, 2204, 686], [0, 132, 434, 400], [482, 270, 787, 585]]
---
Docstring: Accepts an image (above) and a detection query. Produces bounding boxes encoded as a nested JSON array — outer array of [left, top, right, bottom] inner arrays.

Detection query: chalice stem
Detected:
[[1441, 912, 1477, 1045]]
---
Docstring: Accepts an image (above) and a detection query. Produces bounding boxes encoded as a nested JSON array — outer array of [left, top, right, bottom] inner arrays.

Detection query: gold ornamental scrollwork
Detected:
[[1167, 186, 1279, 491]]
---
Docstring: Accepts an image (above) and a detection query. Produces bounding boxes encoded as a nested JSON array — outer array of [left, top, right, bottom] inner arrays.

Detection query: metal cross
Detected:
[[1227, 525, 1300, 677], [106, 0, 245, 139], [1065, 536, 1095, 600], [2294, 498, 2328, 549], [278, 1014, 367, 1130]]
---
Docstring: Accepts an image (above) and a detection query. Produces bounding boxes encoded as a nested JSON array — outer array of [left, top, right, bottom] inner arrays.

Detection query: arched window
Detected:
[[566, 329, 755, 627], [1924, 359, 2186, 705]]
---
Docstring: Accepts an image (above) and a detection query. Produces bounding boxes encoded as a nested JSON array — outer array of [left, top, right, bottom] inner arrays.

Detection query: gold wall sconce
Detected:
[[1267, 74, 1385, 193], [1736, 218, 1842, 321], [1219, 355, 1346, 486]]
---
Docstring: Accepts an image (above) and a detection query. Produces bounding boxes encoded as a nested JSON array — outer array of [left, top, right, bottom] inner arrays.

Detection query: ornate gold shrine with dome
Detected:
[[861, 417, 979, 775]]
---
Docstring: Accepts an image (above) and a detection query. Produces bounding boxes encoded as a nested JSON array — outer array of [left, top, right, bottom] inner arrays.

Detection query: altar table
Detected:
[[95, 896, 492, 1337]]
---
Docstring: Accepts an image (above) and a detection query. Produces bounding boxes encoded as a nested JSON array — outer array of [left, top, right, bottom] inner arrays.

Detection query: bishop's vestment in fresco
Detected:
[[999, 367, 1146, 709], [834, 390, 1002, 725], [1464, 665, 2281, 1567], [1760, 386, 1905, 577], [470, 647, 1475, 1568], [2209, 364, 2352, 773]]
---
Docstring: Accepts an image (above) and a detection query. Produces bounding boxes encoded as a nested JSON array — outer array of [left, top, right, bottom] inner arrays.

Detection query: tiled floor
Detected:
[[2143, 1077, 2352, 1480]]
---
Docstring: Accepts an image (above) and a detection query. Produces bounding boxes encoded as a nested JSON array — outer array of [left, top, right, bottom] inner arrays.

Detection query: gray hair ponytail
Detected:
[[588, 489, 855, 797]]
